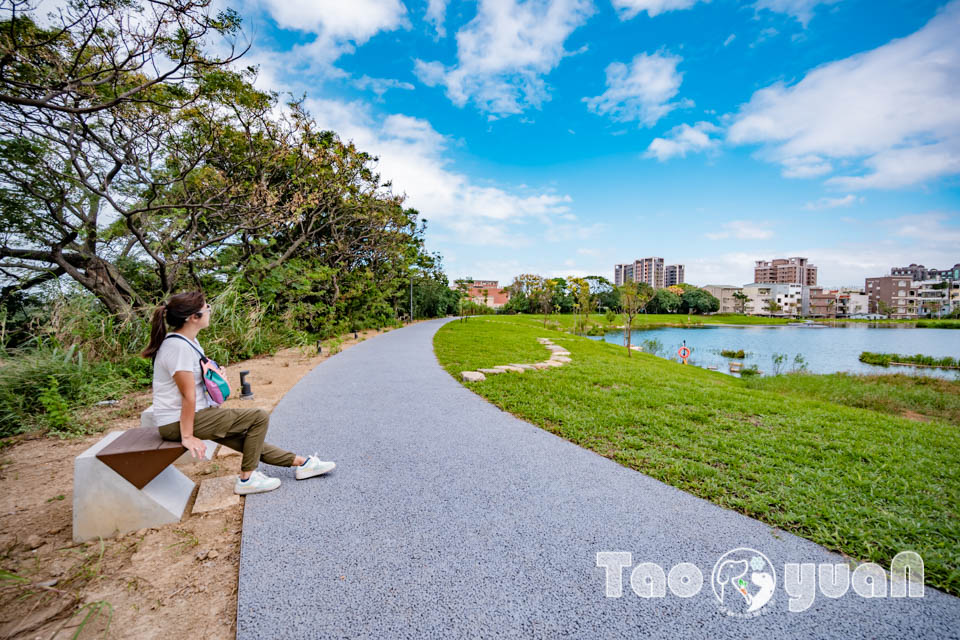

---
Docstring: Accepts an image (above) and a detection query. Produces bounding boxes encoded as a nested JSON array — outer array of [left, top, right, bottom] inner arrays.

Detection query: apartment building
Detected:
[[665, 264, 685, 287], [754, 257, 818, 286], [802, 287, 839, 318], [703, 285, 743, 314], [915, 280, 960, 317], [614, 257, 672, 289], [743, 283, 802, 317], [865, 276, 916, 318], [839, 290, 870, 317], [891, 263, 960, 282]]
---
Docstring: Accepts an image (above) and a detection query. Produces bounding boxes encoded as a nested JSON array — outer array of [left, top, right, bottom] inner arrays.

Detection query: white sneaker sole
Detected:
[[296, 461, 336, 480], [234, 480, 281, 495]]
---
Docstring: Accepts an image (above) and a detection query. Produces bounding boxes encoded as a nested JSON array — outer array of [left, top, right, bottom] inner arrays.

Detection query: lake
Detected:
[[589, 325, 960, 378]]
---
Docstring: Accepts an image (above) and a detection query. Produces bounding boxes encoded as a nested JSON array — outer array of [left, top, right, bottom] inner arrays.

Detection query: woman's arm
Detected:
[[173, 370, 207, 459]]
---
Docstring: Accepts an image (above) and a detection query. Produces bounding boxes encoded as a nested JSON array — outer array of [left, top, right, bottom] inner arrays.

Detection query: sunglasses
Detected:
[[195, 303, 212, 317]]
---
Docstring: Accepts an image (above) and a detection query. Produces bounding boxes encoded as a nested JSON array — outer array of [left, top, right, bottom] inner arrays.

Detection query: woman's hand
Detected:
[[181, 435, 207, 459]]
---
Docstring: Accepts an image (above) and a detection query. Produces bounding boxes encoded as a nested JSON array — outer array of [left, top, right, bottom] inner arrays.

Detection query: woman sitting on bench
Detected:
[[142, 291, 335, 495]]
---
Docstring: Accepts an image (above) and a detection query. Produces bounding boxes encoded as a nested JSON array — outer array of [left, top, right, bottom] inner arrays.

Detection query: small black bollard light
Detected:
[[316, 340, 322, 355], [354, 331, 358, 339], [239, 370, 254, 400]]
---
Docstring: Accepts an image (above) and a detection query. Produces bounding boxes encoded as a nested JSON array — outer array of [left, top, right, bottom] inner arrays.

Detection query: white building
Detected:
[[742, 283, 802, 317], [703, 285, 743, 314]]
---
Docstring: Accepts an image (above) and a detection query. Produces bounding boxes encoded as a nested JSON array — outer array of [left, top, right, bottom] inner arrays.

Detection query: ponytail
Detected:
[[141, 305, 168, 359], [141, 291, 206, 359]]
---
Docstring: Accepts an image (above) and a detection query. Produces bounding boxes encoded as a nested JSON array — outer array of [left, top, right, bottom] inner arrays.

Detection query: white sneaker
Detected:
[[234, 470, 281, 495], [295, 454, 336, 480]]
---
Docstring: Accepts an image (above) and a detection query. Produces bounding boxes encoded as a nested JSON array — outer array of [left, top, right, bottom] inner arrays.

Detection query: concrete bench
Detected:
[[71, 407, 216, 542]]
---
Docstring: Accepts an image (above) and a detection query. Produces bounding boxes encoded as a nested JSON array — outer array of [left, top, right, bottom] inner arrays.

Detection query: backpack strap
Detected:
[[164, 333, 208, 362]]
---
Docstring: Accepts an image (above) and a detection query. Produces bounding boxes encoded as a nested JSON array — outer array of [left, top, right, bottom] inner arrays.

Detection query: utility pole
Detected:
[[409, 272, 414, 322]]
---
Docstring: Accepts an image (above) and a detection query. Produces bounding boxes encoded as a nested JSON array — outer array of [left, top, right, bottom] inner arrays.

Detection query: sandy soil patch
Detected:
[[0, 327, 395, 639]]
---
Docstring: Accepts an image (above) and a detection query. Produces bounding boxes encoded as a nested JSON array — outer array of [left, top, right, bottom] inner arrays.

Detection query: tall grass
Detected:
[[0, 282, 311, 438]]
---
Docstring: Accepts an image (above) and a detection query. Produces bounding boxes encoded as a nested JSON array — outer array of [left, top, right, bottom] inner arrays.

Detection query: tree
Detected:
[[619, 281, 651, 356], [648, 288, 681, 314], [764, 298, 783, 316], [521, 275, 553, 327], [504, 273, 545, 314], [0, 0, 252, 319], [454, 279, 473, 321], [568, 276, 594, 333], [732, 291, 750, 314], [585, 275, 620, 312], [549, 277, 573, 313], [680, 287, 720, 314]]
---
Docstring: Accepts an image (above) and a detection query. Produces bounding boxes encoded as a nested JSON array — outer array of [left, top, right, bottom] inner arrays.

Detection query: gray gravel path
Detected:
[[237, 318, 960, 639]]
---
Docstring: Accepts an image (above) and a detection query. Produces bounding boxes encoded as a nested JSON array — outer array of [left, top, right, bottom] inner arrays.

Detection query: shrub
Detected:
[[720, 349, 746, 359]]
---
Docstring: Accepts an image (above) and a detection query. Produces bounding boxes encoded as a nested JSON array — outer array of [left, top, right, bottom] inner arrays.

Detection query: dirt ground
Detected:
[[0, 327, 394, 639]]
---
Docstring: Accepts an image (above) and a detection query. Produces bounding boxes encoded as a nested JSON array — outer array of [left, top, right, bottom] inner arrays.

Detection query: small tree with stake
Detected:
[[619, 281, 651, 357], [454, 278, 472, 321]]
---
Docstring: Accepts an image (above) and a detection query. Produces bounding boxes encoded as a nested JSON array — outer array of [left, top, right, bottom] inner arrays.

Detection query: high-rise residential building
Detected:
[[614, 257, 665, 288], [638, 257, 665, 289], [665, 264, 685, 287], [754, 257, 818, 286]]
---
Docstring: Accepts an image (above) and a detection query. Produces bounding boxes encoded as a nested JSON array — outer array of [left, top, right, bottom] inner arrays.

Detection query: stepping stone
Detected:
[[193, 476, 240, 514], [531, 362, 552, 370], [494, 365, 525, 373], [461, 371, 486, 382], [550, 351, 571, 356], [510, 364, 537, 370], [477, 368, 504, 375], [546, 345, 566, 351], [537, 338, 553, 344], [550, 356, 572, 363], [543, 360, 565, 367]]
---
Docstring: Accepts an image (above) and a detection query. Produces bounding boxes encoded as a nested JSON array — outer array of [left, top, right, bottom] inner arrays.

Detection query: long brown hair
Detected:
[[141, 291, 206, 359]]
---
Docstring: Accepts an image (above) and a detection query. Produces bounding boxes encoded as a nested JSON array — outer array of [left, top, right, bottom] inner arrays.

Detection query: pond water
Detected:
[[588, 325, 960, 378]]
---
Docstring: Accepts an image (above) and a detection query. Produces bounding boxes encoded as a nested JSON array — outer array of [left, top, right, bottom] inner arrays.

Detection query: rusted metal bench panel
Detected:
[[95, 427, 186, 490]]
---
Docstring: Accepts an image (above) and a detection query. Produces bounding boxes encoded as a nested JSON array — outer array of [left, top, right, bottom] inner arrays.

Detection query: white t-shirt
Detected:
[[152, 333, 212, 427]]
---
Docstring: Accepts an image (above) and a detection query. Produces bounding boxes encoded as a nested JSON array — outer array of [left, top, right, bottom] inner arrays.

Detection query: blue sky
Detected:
[[215, 0, 959, 287]]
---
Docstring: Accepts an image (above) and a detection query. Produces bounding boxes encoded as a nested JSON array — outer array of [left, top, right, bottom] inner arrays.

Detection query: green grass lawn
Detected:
[[434, 315, 960, 595]]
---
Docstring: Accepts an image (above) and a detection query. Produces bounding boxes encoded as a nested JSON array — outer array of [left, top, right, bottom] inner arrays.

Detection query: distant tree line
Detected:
[[501, 275, 719, 316]]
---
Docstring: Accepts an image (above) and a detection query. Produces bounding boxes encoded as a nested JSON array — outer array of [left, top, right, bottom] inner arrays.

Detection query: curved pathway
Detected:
[[238, 318, 959, 639]]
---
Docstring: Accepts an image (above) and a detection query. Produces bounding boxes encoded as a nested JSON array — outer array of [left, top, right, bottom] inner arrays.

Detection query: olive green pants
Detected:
[[158, 407, 296, 472]]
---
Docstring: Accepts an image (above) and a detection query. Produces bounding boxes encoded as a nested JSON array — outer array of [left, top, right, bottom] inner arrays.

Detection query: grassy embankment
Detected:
[[434, 315, 960, 595]]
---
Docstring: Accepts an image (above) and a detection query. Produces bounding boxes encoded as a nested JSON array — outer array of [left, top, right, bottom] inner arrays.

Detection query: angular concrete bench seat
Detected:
[[72, 406, 215, 542]]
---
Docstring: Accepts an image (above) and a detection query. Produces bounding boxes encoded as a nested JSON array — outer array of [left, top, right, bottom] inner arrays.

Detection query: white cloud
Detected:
[[414, 0, 593, 117], [584, 51, 692, 126], [803, 194, 858, 210], [891, 213, 960, 249], [608, 0, 840, 24], [610, 0, 704, 20], [723, 34, 736, 46], [727, 1, 960, 190], [254, 0, 408, 72], [304, 98, 573, 246], [705, 221, 774, 240], [645, 121, 721, 161], [257, 0, 407, 39], [753, 0, 842, 27], [353, 75, 416, 98], [426, 0, 448, 38]]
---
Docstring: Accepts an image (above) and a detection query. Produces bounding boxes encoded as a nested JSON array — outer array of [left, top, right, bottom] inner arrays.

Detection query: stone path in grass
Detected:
[[237, 317, 960, 639], [461, 336, 571, 381]]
